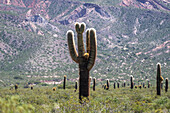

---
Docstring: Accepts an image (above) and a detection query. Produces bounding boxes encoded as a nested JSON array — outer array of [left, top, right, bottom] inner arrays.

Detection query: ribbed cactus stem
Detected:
[[157, 63, 161, 95], [106, 79, 109, 90], [130, 75, 133, 89], [93, 78, 96, 91], [63, 75, 67, 89], [165, 78, 168, 92], [67, 22, 97, 101]]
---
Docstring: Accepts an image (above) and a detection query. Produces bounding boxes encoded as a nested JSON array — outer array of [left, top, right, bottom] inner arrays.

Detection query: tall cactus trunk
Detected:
[[157, 63, 161, 95], [165, 78, 168, 92], [79, 62, 90, 100]]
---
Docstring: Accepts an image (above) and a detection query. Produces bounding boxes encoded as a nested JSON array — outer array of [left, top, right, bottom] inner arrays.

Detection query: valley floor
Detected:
[[0, 86, 170, 113]]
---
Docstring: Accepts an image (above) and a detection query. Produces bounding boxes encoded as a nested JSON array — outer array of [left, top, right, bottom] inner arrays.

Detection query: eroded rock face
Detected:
[[120, 0, 170, 11]]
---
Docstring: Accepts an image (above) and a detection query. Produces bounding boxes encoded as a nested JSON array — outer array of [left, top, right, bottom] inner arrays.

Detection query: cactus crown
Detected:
[[67, 22, 97, 71]]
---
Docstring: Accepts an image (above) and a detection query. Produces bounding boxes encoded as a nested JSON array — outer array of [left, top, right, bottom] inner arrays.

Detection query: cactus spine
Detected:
[[67, 22, 97, 100], [63, 75, 67, 89], [157, 63, 161, 95], [165, 78, 168, 92], [130, 75, 133, 89], [93, 78, 96, 91]]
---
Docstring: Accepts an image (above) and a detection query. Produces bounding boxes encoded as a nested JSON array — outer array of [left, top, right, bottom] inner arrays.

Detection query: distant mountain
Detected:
[[0, 0, 169, 85], [120, 0, 170, 12]]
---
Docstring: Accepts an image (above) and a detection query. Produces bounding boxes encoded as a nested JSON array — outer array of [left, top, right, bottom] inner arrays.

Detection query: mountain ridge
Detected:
[[0, 0, 169, 85]]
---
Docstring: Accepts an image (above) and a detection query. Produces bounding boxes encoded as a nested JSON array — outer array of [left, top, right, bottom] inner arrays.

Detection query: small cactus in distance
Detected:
[[143, 83, 145, 88], [117, 82, 119, 88], [63, 75, 67, 89], [148, 81, 150, 88], [75, 81, 78, 92], [15, 84, 18, 90], [113, 83, 116, 89], [124, 82, 126, 87], [157, 63, 163, 95], [67, 22, 97, 100], [165, 78, 168, 92], [93, 78, 96, 91], [130, 75, 133, 89], [106, 79, 109, 90], [31, 85, 33, 90], [104, 84, 106, 90], [53, 87, 56, 91]]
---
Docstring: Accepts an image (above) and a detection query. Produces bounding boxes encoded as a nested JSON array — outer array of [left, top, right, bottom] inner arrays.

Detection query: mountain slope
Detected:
[[0, 0, 169, 85]]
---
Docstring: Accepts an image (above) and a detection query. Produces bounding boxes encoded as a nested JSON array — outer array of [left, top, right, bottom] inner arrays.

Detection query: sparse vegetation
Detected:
[[0, 86, 169, 112]]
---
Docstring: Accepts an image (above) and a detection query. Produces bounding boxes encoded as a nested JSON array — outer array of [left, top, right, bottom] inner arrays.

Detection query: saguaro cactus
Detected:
[[63, 75, 67, 89], [165, 78, 168, 92], [93, 78, 96, 91], [157, 63, 164, 95], [130, 75, 133, 89], [67, 22, 97, 100]]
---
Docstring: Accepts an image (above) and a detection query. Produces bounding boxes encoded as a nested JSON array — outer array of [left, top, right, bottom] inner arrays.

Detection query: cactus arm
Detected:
[[86, 29, 90, 54], [67, 30, 79, 63], [87, 29, 97, 70], [76, 23, 86, 57]]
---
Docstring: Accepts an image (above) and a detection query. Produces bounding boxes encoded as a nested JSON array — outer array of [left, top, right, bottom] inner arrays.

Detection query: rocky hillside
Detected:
[[0, 0, 169, 85], [120, 0, 170, 12]]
